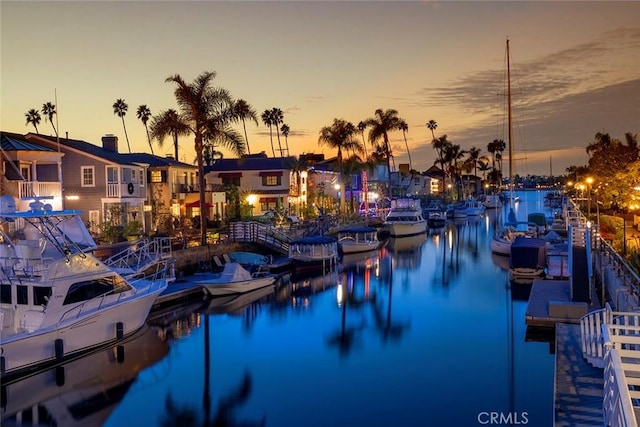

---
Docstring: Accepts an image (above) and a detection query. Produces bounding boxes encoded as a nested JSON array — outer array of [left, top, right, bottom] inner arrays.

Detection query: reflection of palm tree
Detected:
[[371, 257, 409, 342], [327, 274, 367, 357]]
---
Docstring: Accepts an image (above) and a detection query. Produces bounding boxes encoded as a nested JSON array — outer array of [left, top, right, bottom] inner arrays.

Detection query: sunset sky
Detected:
[[2, 1, 639, 176]]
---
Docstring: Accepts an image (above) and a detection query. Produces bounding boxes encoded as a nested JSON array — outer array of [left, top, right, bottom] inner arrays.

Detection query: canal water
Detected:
[[2, 190, 558, 427]]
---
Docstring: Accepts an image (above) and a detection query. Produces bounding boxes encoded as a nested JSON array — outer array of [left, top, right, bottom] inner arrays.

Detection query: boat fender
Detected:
[[54, 338, 64, 360], [116, 322, 124, 340], [117, 345, 125, 363]]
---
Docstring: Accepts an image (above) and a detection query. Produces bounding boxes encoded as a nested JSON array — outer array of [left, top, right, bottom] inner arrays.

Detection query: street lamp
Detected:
[[334, 183, 341, 215], [586, 177, 594, 217], [246, 194, 257, 217]]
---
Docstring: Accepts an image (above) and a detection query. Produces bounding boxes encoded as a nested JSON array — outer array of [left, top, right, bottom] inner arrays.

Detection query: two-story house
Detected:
[[1, 132, 64, 211], [26, 133, 148, 231], [204, 152, 307, 217]]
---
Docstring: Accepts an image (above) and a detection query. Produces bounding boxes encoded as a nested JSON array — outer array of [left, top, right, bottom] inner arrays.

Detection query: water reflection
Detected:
[[1, 324, 168, 427], [386, 234, 427, 269]]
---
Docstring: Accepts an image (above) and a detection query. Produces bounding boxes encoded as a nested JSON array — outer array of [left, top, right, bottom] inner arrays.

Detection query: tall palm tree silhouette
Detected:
[[261, 109, 275, 157], [364, 108, 403, 197], [399, 119, 412, 171], [150, 108, 190, 161], [271, 107, 284, 156], [280, 123, 290, 156], [41, 102, 58, 136], [136, 104, 154, 154], [112, 98, 131, 153], [25, 108, 41, 133], [233, 99, 258, 155]]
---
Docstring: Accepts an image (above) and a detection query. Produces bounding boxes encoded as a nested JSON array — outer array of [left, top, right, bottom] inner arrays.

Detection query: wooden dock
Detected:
[[153, 280, 205, 307], [554, 323, 604, 426], [525, 280, 601, 328]]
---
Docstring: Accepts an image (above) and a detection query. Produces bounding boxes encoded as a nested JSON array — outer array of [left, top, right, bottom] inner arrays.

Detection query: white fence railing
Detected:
[[16, 181, 62, 199], [602, 323, 640, 427]]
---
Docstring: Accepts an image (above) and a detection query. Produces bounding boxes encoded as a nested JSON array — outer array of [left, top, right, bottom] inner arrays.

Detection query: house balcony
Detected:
[[5, 180, 62, 201], [172, 183, 200, 194], [106, 183, 144, 198]]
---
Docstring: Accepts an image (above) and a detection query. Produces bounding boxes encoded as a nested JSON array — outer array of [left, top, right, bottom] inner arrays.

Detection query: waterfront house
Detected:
[[204, 152, 307, 217], [26, 133, 148, 232], [1, 132, 64, 211]]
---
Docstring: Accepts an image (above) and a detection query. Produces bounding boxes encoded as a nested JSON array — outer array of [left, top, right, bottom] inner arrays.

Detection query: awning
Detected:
[[259, 197, 278, 203], [259, 171, 283, 177], [218, 172, 242, 178], [186, 201, 214, 208]]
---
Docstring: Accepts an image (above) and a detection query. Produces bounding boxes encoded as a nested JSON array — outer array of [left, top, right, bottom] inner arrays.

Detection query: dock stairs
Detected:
[[580, 303, 640, 425]]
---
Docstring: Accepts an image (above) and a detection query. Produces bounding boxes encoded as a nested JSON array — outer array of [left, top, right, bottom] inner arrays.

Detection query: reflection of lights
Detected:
[[448, 229, 453, 250], [337, 283, 344, 306]]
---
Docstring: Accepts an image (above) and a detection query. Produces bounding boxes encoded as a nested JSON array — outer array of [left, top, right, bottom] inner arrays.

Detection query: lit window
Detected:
[[81, 166, 95, 187], [151, 171, 162, 183], [263, 176, 280, 186]]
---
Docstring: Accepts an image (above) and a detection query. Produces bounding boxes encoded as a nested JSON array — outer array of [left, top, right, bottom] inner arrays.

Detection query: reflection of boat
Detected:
[[194, 262, 275, 296], [289, 270, 339, 297], [341, 250, 379, 271], [383, 198, 427, 237], [288, 236, 338, 273], [0, 196, 169, 379], [1, 323, 168, 426], [387, 234, 427, 253], [491, 252, 510, 271], [205, 286, 274, 315], [338, 226, 380, 254]]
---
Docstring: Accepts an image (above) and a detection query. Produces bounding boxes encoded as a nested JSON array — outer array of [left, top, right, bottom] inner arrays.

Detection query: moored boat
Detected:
[[483, 194, 503, 209], [0, 195, 169, 380], [509, 236, 547, 283], [338, 226, 380, 254], [383, 198, 427, 237], [464, 199, 487, 216], [194, 262, 276, 296], [288, 235, 338, 273]]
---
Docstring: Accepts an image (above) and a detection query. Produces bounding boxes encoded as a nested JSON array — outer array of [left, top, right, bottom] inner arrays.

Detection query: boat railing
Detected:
[[103, 237, 173, 278], [602, 323, 640, 426]]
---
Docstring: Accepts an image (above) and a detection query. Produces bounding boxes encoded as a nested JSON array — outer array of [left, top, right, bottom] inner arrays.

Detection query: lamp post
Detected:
[[334, 183, 341, 215], [586, 177, 594, 218]]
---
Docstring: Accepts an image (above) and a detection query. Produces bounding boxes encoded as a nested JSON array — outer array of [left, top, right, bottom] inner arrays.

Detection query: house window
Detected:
[[222, 177, 241, 187], [262, 176, 281, 186], [20, 165, 31, 181], [81, 166, 95, 187], [106, 166, 118, 184], [150, 171, 162, 183], [131, 169, 137, 185], [260, 202, 277, 211]]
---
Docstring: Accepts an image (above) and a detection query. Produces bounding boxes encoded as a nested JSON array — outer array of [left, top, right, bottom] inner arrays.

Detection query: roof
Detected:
[[121, 153, 195, 168], [204, 156, 296, 173], [291, 235, 337, 244], [338, 226, 377, 233], [27, 133, 139, 166], [1, 132, 56, 152]]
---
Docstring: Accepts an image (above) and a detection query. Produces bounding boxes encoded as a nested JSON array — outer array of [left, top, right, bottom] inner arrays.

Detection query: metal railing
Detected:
[[229, 221, 291, 254], [103, 237, 173, 278]]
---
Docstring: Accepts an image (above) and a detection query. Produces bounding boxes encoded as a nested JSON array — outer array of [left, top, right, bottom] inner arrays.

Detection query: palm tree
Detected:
[[25, 108, 41, 133], [136, 105, 154, 154], [164, 71, 245, 245], [399, 119, 412, 171], [261, 110, 275, 157], [112, 98, 131, 153], [364, 108, 403, 197], [443, 143, 467, 199], [426, 119, 437, 140], [233, 99, 258, 155], [41, 102, 58, 136], [357, 121, 368, 160], [271, 107, 284, 156], [280, 123, 290, 155], [150, 108, 190, 161]]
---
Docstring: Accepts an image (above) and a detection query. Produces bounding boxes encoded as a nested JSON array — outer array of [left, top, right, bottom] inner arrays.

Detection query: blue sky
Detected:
[[2, 1, 639, 175]]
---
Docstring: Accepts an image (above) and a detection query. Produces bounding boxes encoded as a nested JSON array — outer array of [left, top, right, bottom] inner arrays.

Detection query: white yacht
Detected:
[[0, 195, 170, 379], [383, 198, 427, 237], [464, 199, 487, 216]]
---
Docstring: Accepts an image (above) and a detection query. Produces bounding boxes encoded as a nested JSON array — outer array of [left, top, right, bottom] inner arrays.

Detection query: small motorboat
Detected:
[[194, 262, 275, 296]]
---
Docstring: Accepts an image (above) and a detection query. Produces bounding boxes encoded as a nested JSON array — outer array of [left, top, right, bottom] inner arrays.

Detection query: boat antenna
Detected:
[[507, 38, 515, 219]]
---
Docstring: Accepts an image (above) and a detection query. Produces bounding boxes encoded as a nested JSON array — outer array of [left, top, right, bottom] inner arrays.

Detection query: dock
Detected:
[[525, 280, 601, 328], [153, 279, 205, 307], [554, 323, 604, 426]]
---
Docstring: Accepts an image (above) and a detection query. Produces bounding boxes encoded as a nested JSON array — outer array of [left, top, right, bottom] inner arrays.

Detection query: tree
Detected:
[[399, 119, 412, 171], [586, 132, 639, 178], [271, 107, 284, 156], [136, 105, 154, 154], [261, 109, 275, 157], [443, 142, 466, 199], [41, 102, 58, 136], [364, 108, 403, 197], [431, 135, 451, 195], [150, 108, 191, 161], [467, 146, 483, 179], [487, 138, 506, 186], [113, 98, 131, 153], [233, 99, 258, 155], [357, 121, 368, 160], [280, 123, 290, 155], [164, 71, 245, 245], [426, 119, 437, 141], [25, 108, 41, 133]]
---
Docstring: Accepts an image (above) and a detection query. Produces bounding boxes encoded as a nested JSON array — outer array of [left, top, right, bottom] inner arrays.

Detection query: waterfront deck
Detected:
[[554, 323, 604, 426], [525, 280, 601, 328]]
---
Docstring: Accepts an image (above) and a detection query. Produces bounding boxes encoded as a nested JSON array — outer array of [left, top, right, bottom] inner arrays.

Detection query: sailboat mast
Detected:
[[507, 38, 514, 205]]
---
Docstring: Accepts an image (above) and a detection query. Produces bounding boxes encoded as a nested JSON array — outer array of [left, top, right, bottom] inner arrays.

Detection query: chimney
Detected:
[[102, 134, 118, 152], [65, 131, 68, 139], [165, 154, 174, 160]]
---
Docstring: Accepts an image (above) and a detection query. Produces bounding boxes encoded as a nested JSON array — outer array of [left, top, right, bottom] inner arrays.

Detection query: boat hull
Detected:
[[384, 221, 427, 237], [0, 288, 163, 380], [199, 276, 275, 296], [339, 241, 380, 254]]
